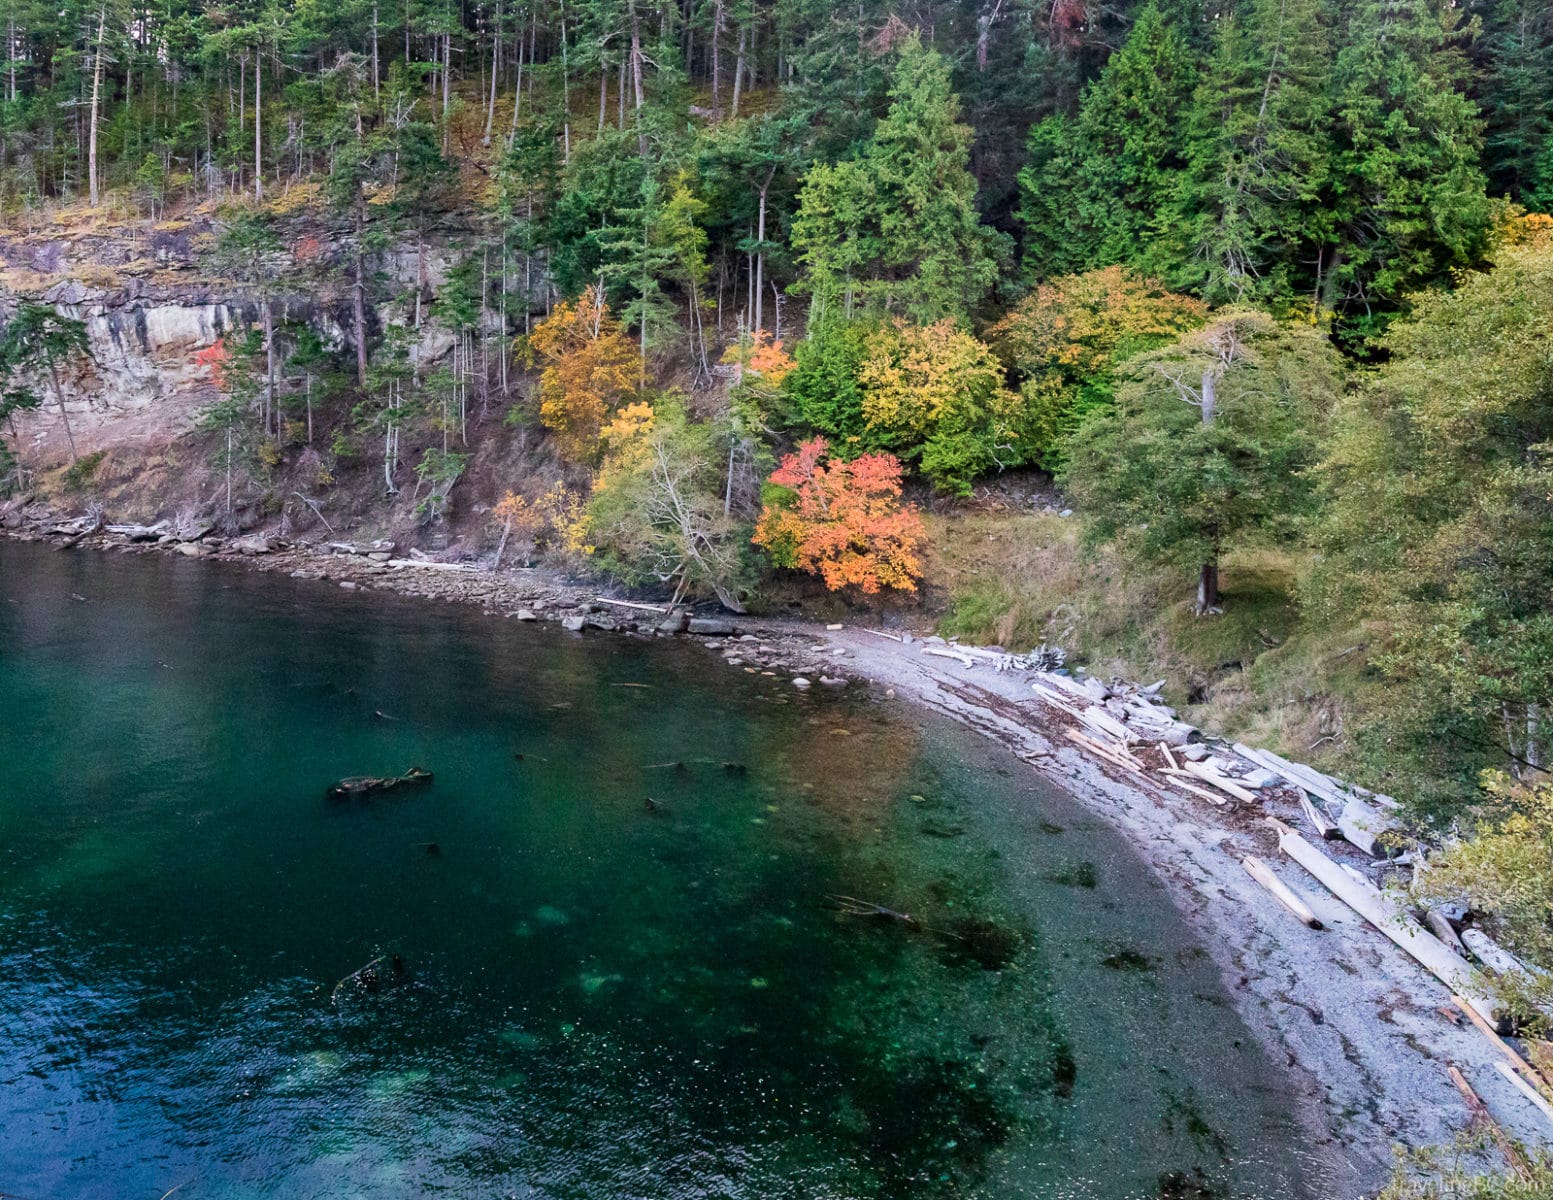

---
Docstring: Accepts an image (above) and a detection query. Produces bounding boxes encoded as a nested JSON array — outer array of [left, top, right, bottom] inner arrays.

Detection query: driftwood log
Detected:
[[1242, 856, 1324, 929], [326, 766, 433, 802], [1271, 820, 1500, 1029]]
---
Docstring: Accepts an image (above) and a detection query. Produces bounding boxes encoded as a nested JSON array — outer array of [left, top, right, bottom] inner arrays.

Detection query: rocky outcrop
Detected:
[[0, 216, 485, 457]]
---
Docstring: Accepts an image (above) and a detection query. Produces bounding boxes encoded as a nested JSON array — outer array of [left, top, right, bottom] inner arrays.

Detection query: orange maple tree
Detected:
[[524, 286, 637, 461], [752, 437, 925, 594]]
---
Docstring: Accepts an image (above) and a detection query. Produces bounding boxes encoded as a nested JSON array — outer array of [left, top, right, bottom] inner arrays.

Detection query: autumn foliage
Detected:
[[524, 287, 638, 461], [193, 336, 236, 392], [721, 329, 796, 385], [753, 438, 925, 594]]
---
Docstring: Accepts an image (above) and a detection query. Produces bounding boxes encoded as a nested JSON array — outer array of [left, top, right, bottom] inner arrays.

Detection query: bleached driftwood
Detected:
[[1494, 1062, 1553, 1128], [923, 646, 975, 669], [594, 596, 669, 614], [1235, 743, 1353, 809], [1337, 795, 1395, 857], [862, 628, 905, 643], [1453, 995, 1553, 1101], [1271, 821, 1500, 1029], [384, 559, 482, 572], [1181, 759, 1258, 803], [1450, 1066, 1533, 1179], [1425, 910, 1468, 957], [1300, 793, 1338, 839], [1462, 928, 1551, 986], [1031, 683, 1085, 717], [1242, 855, 1324, 928], [1064, 728, 1144, 773], [1035, 671, 1110, 704], [1080, 705, 1134, 745]]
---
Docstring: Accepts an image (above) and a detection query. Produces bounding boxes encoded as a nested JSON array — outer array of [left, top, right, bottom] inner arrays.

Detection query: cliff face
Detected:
[[0, 216, 457, 460]]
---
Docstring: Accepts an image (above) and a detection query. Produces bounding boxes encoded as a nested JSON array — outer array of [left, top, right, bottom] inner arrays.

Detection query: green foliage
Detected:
[[585, 401, 754, 606], [781, 316, 873, 443], [1017, 5, 1198, 279], [1309, 240, 1553, 808], [1064, 311, 1343, 599], [854, 319, 1022, 495], [62, 449, 107, 490], [791, 35, 1002, 323]]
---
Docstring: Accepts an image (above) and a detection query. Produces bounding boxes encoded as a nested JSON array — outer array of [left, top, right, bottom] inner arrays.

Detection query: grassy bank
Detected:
[[924, 508, 1379, 778]]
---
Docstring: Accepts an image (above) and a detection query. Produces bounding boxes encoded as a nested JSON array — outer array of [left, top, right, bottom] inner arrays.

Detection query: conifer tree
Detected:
[[792, 34, 1000, 322], [1324, 0, 1489, 318]]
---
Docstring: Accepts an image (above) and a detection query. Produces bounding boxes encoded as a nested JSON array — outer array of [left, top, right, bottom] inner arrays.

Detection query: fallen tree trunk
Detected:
[[594, 596, 668, 614], [1449, 1065, 1533, 1180], [384, 559, 482, 572], [1271, 820, 1500, 1029], [1242, 856, 1324, 928], [923, 646, 975, 669], [1494, 1061, 1553, 1128]]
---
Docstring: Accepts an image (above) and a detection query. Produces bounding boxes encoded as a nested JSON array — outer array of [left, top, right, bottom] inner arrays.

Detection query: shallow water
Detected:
[[0, 541, 1318, 1199]]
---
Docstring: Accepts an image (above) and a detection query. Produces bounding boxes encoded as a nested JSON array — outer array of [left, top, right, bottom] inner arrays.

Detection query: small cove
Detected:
[[0, 540, 1318, 1198]]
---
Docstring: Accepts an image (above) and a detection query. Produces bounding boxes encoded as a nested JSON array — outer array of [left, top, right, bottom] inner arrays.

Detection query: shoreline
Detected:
[[4, 517, 1545, 1194]]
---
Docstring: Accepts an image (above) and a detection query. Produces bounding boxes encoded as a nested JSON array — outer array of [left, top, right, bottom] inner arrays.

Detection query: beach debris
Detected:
[[1451, 995, 1553, 1103], [1241, 856, 1324, 929], [1461, 927, 1551, 986], [924, 645, 976, 668], [1494, 1061, 1553, 1128], [326, 766, 433, 802], [1269, 819, 1500, 1029], [1448, 1066, 1533, 1179]]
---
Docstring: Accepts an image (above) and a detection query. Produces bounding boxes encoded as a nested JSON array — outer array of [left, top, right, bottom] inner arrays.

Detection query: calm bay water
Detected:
[[0, 541, 1317, 1199]]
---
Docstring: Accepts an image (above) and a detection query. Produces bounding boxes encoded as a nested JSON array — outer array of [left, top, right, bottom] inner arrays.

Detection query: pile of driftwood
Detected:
[[896, 635, 1553, 1136]]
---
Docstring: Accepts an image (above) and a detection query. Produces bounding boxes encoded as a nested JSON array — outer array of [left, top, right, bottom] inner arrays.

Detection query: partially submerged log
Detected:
[[1271, 820, 1500, 1029], [594, 596, 669, 614], [330, 953, 408, 1004], [829, 895, 916, 925], [1242, 855, 1324, 929], [326, 766, 433, 802]]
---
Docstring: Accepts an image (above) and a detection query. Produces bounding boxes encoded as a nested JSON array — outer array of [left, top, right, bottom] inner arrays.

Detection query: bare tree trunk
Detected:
[[483, 0, 501, 143], [87, 4, 107, 207], [353, 215, 369, 389], [1195, 369, 1219, 614], [1197, 560, 1220, 615], [628, 0, 645, 155], [508, 6, 527, 144], [263, 299, 276, 436], [47, 359, 78, 463], [372, 3, 381, 97], [254, 46, 263, 201], [441, 32, 452, 151], [559, 0, 571, 162], [710, 0, 724, 117], [753, 165, 774, 333], [730, 24, 746, 118]]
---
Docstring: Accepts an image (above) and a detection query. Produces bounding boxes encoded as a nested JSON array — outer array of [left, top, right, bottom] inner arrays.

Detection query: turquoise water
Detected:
[[0, 541, 1317, 1199]]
